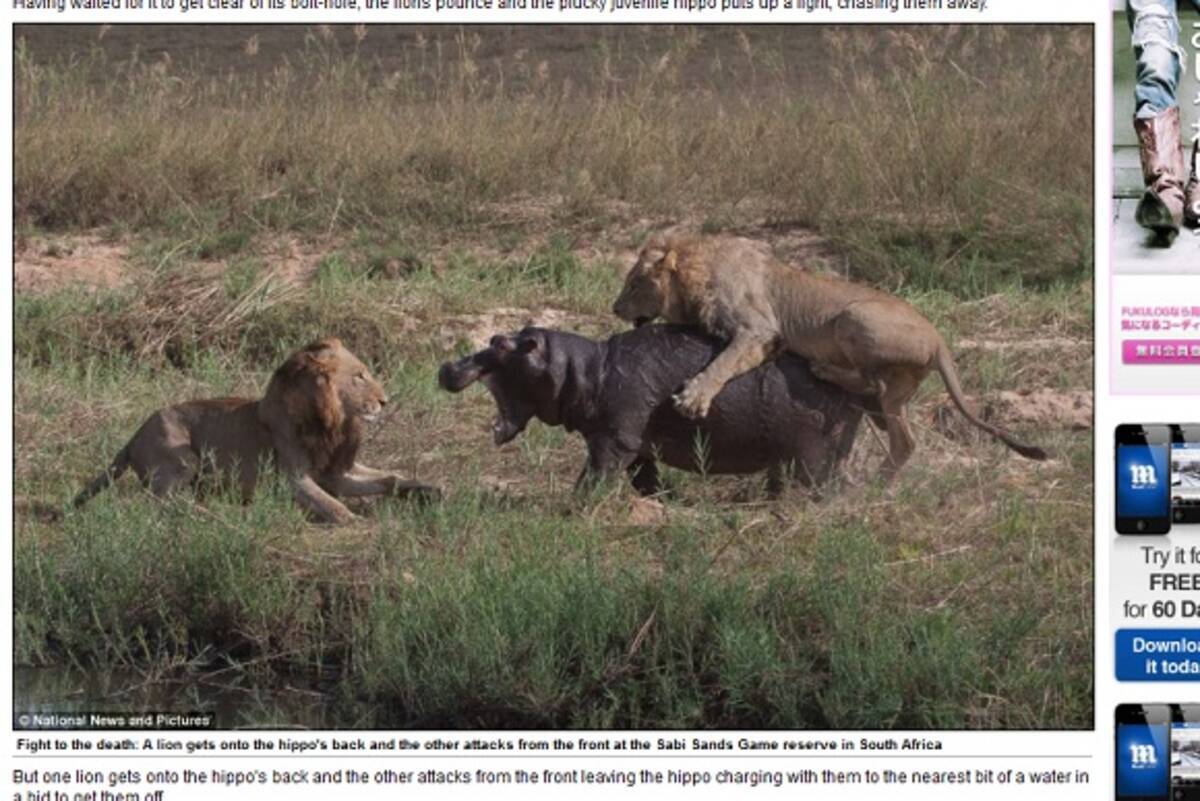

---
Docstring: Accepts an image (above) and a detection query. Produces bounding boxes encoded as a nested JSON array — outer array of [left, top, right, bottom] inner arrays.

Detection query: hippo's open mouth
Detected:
[[482, 376, 531, 445], [633, 316, 651, 328], [438, 348, 534, 445]]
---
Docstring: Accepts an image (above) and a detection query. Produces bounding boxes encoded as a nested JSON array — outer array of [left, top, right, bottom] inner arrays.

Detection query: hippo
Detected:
[[438, 324, 872, 497]]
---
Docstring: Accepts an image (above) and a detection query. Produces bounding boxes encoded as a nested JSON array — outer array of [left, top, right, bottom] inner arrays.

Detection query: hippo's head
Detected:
[[438, 328, 564, 445]]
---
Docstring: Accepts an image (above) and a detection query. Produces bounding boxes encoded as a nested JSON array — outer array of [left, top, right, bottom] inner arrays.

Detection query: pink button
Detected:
[[1122, 340, 1200, 364]]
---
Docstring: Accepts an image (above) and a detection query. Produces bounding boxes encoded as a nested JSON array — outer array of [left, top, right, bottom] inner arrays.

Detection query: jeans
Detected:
[[1128, 0, 1200, 118]]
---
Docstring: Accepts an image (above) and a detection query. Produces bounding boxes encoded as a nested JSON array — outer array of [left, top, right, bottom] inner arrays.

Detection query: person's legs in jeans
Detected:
[[1185, 1, 1200, 227], [1127, 0, 1188, 234]]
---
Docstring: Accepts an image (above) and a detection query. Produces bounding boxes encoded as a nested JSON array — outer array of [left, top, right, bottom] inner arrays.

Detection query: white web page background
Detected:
[[4, 3, 1108, 799]]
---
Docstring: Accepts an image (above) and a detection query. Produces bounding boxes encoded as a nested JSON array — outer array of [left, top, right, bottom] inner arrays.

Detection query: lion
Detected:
[[73, 338, 440, 523], [612, 231, 1047, 480]]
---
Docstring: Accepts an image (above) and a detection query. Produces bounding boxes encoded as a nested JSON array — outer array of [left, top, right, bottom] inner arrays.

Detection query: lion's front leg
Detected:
[[326, 464, 442, 503], [291, 474, 358, 525], [273, 439, 357, 524], [674, 332, 778, 419]]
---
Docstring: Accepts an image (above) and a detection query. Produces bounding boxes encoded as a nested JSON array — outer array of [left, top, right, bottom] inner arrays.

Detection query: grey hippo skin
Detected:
[[438, 324, 871, 497]]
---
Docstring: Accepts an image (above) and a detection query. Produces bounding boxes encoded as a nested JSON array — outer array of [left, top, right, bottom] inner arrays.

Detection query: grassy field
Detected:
[[13, 24, 1093, 729]]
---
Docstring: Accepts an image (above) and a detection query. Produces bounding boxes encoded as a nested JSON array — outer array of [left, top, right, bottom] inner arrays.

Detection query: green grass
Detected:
[[13, 289, 1092, 728], [15, 464, 1091, 729]]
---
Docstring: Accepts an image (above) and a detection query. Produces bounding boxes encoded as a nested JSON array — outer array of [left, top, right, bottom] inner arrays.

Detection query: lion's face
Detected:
[[266, 339, 388, 442], [326, 344, 388, 424], [612, 244, 676, 327]]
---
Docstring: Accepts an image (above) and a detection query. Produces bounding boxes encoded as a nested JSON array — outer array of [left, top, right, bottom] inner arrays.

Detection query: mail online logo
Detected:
[[1117, 444, 1170, 518], [1129, 742, 1158, 767], [1117, 724, 1169, 798], [1129, 464, 1158, 488]]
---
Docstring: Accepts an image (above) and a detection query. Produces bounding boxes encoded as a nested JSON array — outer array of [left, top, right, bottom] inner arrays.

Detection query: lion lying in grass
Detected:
[[612, 231, 1047, 480], [73, 338, 439, 524]]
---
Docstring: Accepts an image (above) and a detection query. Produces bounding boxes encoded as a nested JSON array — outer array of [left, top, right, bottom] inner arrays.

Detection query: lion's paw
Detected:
[[673, 382, 713, 419]]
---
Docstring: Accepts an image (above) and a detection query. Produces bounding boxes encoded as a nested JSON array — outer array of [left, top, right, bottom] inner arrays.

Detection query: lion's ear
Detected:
[[301, 347, 343, 377], [314, 337, 342, 355], [298, 339, 342, 367], [661, 249, 677, 273]]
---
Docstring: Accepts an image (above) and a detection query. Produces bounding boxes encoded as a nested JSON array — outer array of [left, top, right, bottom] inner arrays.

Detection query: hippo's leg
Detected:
[[833, 413, 861, 464], [627, 458, 662, 497], [767, 460, 822, 500], [766, 463, 785, 498], [575, 439, 637, 494]]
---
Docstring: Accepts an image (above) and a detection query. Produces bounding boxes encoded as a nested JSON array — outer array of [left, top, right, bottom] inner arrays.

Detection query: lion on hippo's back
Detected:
[[612, 230, 1046, 481]]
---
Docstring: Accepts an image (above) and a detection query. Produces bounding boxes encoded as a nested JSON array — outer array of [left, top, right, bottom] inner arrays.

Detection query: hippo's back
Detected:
[[602, 325, 863, 479]]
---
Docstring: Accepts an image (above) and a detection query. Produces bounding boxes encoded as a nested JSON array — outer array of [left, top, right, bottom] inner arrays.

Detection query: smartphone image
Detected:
[[1116, 424, 1173, 535], [1171, 425, 1200, 526], [1172, 705, 1200, 801], [1117, 704, 1172, 801]]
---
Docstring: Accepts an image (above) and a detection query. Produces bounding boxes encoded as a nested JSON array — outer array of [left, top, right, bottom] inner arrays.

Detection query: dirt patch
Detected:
[[931, 388, 1093, 440], [983, 389, 1093, 431], [266, 236, 328, 286], [746, 223, 841, 273], [15, 212, 841, 302], [627, 497, 667, 527], [15, 234, 129, 293], [439, 307, 611, 350]]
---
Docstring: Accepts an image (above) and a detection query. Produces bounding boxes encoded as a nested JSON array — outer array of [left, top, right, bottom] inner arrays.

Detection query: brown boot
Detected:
[[1185, 138, 1199, 229], [1134, 106, 1186, 236]]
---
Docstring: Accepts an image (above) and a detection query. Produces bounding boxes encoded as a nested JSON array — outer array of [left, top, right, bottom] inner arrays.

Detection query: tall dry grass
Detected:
[[15, 25, 1092, 292]]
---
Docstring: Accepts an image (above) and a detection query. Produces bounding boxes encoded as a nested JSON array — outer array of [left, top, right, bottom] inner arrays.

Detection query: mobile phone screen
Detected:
[[1117, 443, 1171, 521], [1117, 720, 1170, 799], [1172, 442, 1200, 510], [1172, 719, 1200, 799]]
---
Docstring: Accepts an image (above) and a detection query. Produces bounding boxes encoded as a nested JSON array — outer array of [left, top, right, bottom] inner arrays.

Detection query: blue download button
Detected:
[[1115, 629, 1200, 681]]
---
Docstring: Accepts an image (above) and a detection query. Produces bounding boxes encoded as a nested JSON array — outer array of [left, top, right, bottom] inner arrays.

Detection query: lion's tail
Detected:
[[73, 443, 132, 508], [934, 343, 1048, 461]]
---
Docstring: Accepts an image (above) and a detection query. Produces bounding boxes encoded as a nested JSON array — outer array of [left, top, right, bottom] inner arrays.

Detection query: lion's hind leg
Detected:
[[827, 306, 935, 482], [810, 361, 880, 396], [873, 368, 924, 483], [134, 445, 201, 497], [123, 414, 202, 498], [810, 357, 917, 482]]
